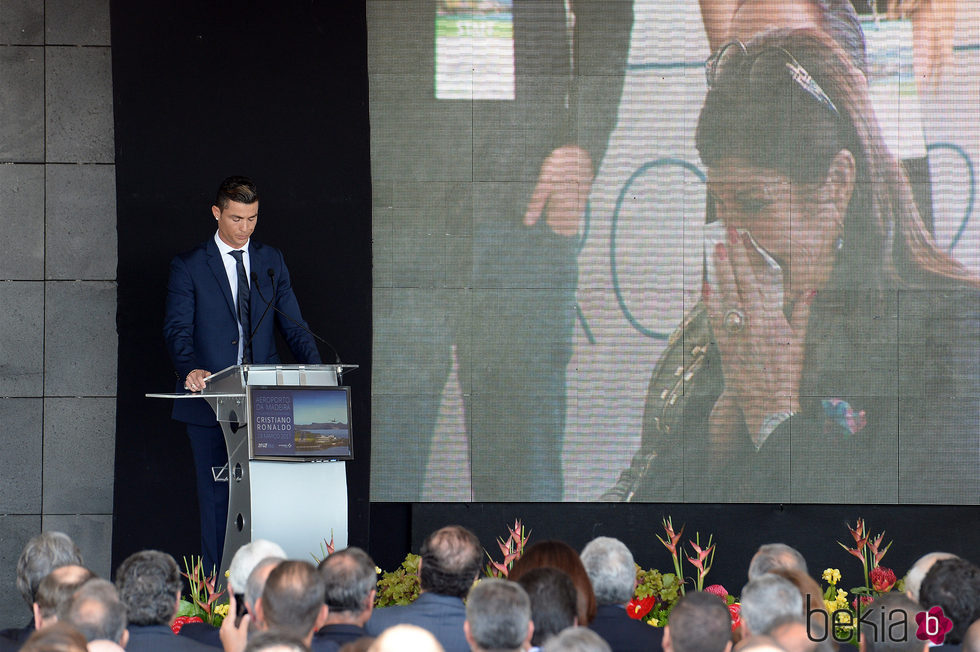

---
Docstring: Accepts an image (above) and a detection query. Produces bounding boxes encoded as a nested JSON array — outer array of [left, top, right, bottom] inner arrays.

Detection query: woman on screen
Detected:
[[601, 28, 979, 504]]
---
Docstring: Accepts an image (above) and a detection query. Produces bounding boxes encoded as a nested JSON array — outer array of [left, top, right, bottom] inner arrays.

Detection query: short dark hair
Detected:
[[318, 547, 377, 614], [669, 591, 734, 652], [215, 176, 259, 209], [115, 550, 182, 626], [465, 579, 531, 652], [16, 532, 83, 608], [261, 560, 326, 639], [516, 567, 577, 646], [59, 578, 128, 644], [860, 593, 929, 652], [244, 630, 311, 652], [419, 525, 482, 599], [35, 566, 96, 619], [919, 558, 980, 645]]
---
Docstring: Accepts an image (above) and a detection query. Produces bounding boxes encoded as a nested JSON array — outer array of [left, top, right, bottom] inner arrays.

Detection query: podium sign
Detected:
[[148, 363, 356, 576]]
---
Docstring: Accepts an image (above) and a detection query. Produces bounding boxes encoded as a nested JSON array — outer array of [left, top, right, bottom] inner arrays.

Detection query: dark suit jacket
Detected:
[[127, 624, 216, 652], [163, 237, 322, 425], [314, 623, 368, 647], [177, 621, 221, 648], [365, 592, 468, 652], [589, 603, 664, 652]]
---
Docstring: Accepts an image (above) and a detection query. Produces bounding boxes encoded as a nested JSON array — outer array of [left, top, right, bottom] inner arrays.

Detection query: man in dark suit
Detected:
[[365, 525, 482, 652], [581, 537, 663, 652], [315, 547, 377, 647], [115, 551, 213, 652], [163, 176, 321, 571]]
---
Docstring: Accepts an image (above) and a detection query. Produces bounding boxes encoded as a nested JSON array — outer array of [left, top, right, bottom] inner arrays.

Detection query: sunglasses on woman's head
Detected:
[[705, 40, 840, 118]]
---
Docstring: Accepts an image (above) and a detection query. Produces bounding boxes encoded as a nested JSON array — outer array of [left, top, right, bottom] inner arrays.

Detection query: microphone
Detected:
[[251, 268, 343, 364], [243, 271, 278, 360]]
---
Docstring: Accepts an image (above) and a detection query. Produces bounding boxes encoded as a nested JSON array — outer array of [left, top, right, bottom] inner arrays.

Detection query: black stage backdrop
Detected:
[[110, 1, 372, 569], [111, 0, 979, 585]]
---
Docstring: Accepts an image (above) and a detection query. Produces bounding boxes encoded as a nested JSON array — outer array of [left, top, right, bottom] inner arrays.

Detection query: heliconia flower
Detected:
[[868, 533, 892, 566], [870, 567, 897, 593], [686, 540, 714, 572], [704, 584, 728, 599], [626, 596, 657, 620], [851, 595, 873, 609], [822, 569, 841, 585], [656, 517, 685, 555], [847, 519, 868, 549]]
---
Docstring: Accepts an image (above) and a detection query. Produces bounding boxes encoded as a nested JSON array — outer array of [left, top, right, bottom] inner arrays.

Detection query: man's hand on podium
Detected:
[[184, 369, 212, 392]]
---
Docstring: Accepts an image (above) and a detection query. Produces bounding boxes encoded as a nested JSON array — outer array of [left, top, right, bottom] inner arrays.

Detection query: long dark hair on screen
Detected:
[[695, 28, 979, 295]]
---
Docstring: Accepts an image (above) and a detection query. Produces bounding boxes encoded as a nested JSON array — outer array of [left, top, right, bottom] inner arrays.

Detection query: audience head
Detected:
[[857, 593, 929, 652], [904, 552, 957, 603], [244, 630, 311, 652], [963, 619, 980, 652], [768, 615, 832, 652], [464, 579, 533, 652], [114, 550, 182, 627], [748, 544, 808, 580], [509, 540, 597, 625], [256, 560, 328, 642], [318, 547, 378, 625], [58, 578, 128, 645], [580, 537, 636, 606], [540, 626, 611, 652], [228, 539, 287, 594], [741, 574, 804, 636], [33, 565, 97, 630], [737, 634, 787, 652], [20, 622, 89, 652], [919, 558, 980, 646], [665, 591, 734, 652], [246, 556, 285, 614], [17, 532, 84, 610], [368, 624, 442, 652], [419, 525, 483, 599], [515, 567, 578, 646]]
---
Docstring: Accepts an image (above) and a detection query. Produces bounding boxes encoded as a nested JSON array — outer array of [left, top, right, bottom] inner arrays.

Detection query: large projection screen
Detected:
[[368, 0, 979, 503]]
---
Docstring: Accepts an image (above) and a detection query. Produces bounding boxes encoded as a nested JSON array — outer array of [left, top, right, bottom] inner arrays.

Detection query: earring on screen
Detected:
[[835, 234, 844, 251]]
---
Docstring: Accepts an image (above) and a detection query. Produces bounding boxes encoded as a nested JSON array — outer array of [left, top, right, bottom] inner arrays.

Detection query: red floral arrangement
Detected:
[[627, 596, 657, 620]]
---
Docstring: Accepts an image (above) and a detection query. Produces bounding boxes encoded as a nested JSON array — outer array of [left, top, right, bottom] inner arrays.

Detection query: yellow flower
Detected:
[[824, 600, 837, 614], [647, 618, 659, 627], [822, 568, 841, 585], [214, 604, 230, 617]]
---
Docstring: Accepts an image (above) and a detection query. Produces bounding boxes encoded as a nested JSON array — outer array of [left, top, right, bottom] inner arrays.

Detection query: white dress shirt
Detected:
[[213, 231, 250, 364]]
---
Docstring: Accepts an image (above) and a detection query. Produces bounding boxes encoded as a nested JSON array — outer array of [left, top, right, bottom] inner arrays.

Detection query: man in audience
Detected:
[[315, 547, 377, 646], [664, 591, 733, 652], [251, 561, 330, 651], [740, 575, 803, 637], [857, 593, 928, 652], [919, 558, 980, 647], [580, 536, 663, 651], [115, 550, 214, 651], [59, 579, 129, 648], [904, 552, 958, 604], [1, 532, 84, 646], [541, 627, 611, 652], [963, 620, 980, 652], [366, 525, 482, 652], [515, 567, 577, 647], [747, 544, 808, 581], [369, 624, 441, 652], [768, 615, 831, 652], [181, 541, 287, 646], [32, 566, 97, 632], [463, 579, 533, 652]]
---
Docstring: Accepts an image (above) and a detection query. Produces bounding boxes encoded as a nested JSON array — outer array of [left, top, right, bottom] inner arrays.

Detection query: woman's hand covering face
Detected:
[[703, 156, 848, 446]]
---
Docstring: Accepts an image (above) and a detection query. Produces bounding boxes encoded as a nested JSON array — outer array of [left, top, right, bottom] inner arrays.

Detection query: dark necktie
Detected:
[[229, 250, 251, 363]]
